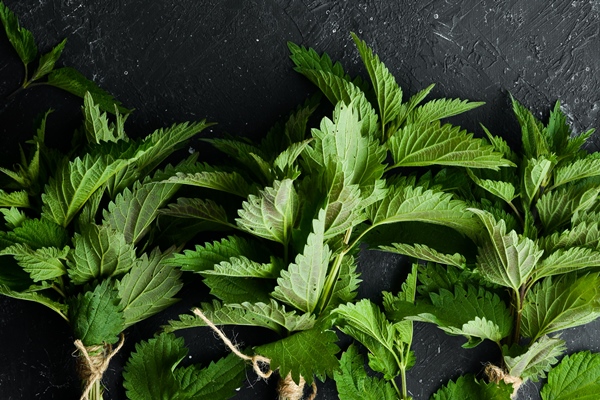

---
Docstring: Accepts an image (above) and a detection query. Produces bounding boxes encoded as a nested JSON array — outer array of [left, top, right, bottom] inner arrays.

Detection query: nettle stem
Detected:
[[512, 285, 526, 345]]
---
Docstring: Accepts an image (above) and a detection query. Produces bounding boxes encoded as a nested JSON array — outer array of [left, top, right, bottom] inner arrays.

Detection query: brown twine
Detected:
[[193, 308, 318, 400], [484, 363, 523, 399], [74, 333, 125, 400]]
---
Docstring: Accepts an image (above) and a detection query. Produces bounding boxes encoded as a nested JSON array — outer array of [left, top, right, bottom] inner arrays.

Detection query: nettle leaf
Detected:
[[237, 179, 299, 245], [504, 335, 566, 382], [162, 236, 262, 273], [537, 186, 600, 233], [467, 169, 517, 204], [160, 197, 232, 230], [68, 280, 124, 346], [471, 209, 542, 291], [351, 33, 402, 129], [553, 154, 600, 188], [47, 68, 129, 113], [30, 38, 67, 81], [335, 299, 401, 379], [123, 332, 186, 400], [512, 95, 549, 159], [272, 210, 330, 313], [395, 285, 512, 347], [330, 254, 361, 306], [117, 248, 183, 329], [432, 374, 512, 400], [288, 41, 350, 81], [541, 351, 600, 400], [0, 244, 68, 282], [388, 121, 513, 170], [272, 139, 312, 178], [103, 181, 179, 244], [166, 299, 315, 335], [334, 344, 397, 400], [41, 154, 129, 227], [522, 157, 553, 207], [67, 224, 137, 285], [165, 169, 251, 198], [380, 242, 466, 268], [82, 92, 120, 144], [545, 100, 571, 155], [535, 247, 600, 280], [256, 325, 340, 385], [201, 256, 280, 279], [367, 181, 480, 239], [407, 98, 485, 126], [538, 222, 600, 254], [522, 273, 600, 341], [294, 69, 379, 137], [0, 1, 37, 64], [0, 207, 27, 229], [2, 217, 69, 250], [175, 352, 245, 400], [203, 275, 272, 304], [0, 283, 67, 318], [0, 190, 29, 208]]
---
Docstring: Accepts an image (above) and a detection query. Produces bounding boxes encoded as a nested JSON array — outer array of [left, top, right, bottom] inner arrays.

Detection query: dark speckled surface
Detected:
[[0, 1, 599, 399]]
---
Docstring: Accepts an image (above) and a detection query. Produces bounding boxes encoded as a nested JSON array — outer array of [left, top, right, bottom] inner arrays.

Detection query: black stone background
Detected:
[[0, 1, 599, 399]]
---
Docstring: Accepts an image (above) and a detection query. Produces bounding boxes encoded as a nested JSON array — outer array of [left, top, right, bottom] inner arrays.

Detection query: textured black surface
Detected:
[[0, 1, 599, 399]]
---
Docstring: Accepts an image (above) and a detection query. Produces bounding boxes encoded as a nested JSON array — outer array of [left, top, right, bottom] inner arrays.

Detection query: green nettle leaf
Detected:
[[2, 217, 69, 250], [407, 98, 485, 126], [388, 285, 513, 348], [30, 38, 67, 81], [334, 344, 397, 400], [0, 1, 37, 64], [538, 222, 600, 254], [504, 335, 566, 382], [0, 244, 68, 282], [511, 95, 549, 159], [237, 179, 299, 245], [537, 186, 600, 233], [203, 275, 272, 304], [534, 247, 600, 280], [379, 242, 466, 268], [68, 280, 124, 346], [541, 351, 600, 400], [335, 299, 401, 379], [272, 210, 331, 313], [330, 254, 361, 306], [201, 256, 280, 279], [272, 139, 312, 177], [0, 283, 67, 317], [367, 181, 480, 239], [351, 33, 403, 130], [471, 209, 542, 291], [522, 273, 600, 341], [174, 352, 245, 400], [522, 157, 553, 207], [467, 169, 518, 204], [432, 374, 513, 400], [123, 332, 187, 400], [82, 92, 120, 144], [0, 207, 27, 229], [162, 236, 263, 273], [553, 154, 600, 188], [388, 121, 513, 170], [41, 154, 129, 227], [166, 299, 315, 335], [256, 325, 340, 385], [117, 248, 183, 329], [164, 169, 251, 198], [0, 189, 30, 207], [67, 224, 137, 285], [103, 181, 180, 244], [47, 68, 129, 113], [159, 197, 232, 230]]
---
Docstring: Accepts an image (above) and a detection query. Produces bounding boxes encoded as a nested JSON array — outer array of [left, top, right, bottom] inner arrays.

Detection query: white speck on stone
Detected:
[[433, 13, 439, 19], [188, 147, 196, 154], [123, 71, 128, 75]]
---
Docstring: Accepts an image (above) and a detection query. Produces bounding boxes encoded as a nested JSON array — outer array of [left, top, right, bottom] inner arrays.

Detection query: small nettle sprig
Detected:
[[384, 98, 600, 398], [0, 1, 127, 112], [0, 90, 213, 399], [160, 33, 512, 399]]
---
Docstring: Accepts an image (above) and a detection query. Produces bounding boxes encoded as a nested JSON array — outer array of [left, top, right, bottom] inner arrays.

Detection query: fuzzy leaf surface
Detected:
[[334, 344, 397, 400], [380, 242, 466, 268], [165, 170, 251, 198], [0, 190, 29, 208], [541, 351, 600, 400], [504, 336, 566, 382], [432, 374, 512, 400], [0, 244, 68, 282]]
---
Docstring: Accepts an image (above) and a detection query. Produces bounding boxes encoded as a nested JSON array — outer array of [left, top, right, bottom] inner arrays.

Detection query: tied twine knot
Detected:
[[484, 363, 523, 399], [74, 333, 125, 400], [192, 308, 317, 400]]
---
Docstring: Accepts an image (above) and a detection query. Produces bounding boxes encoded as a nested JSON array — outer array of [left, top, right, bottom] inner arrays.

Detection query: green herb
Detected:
[[0, 1, 128, 112], [384, 98, 600, 397], [0, 92, 211, 399], [123, 332, 246, 400], [164, 33, 511, 399], [541, 351, 600, 399]]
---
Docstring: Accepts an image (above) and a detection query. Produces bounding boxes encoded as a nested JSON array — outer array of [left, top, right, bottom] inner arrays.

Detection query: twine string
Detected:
[[74, 333, 125, 400]]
